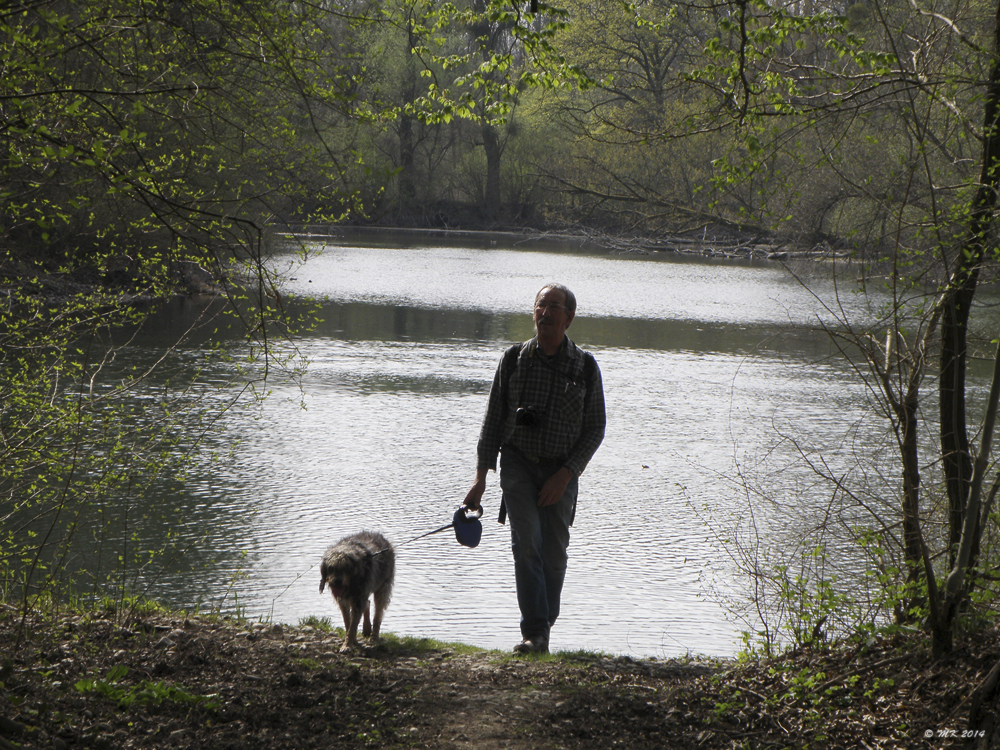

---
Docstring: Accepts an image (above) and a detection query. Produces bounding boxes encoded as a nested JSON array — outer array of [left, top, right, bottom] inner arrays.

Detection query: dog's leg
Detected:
[[336, 598, 359, 651], [341, 600, 365, 652], [362, 599, 373, 638], [370, 587, 388, 642], [335, 597, 352, 633]]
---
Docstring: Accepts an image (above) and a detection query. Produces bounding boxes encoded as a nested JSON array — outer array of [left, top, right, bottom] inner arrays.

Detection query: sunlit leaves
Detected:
[[394, 0, 590, 128], [0, 0, 352, 611]]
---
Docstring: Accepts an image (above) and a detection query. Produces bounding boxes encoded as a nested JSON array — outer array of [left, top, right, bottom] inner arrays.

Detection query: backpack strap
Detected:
[[581, 350, 596, 385], [502, 341, 523, 382], [497, 342, 526, 526]]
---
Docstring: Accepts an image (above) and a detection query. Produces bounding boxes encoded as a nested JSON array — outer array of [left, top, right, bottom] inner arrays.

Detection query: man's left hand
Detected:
[[538, 467, 573, 507]]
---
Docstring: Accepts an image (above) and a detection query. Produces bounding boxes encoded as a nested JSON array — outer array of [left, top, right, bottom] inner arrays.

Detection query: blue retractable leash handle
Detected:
[[453, 505, 483, 548], [394, 505, 484, 549]]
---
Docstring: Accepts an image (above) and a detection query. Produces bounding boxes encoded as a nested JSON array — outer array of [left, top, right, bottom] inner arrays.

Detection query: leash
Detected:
[[394, 521, 457, 548], [387, 506, 484, 550]]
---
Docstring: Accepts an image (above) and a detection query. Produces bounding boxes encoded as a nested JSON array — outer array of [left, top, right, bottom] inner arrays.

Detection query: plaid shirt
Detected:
[[476, 336, 606, 478]]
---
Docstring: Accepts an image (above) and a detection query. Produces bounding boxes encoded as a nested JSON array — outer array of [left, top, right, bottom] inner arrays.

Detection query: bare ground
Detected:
[[0, 604, 996, 750]]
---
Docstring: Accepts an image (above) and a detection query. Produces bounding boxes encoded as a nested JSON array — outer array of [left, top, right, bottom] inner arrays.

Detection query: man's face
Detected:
[[534, 287, 575, 341]]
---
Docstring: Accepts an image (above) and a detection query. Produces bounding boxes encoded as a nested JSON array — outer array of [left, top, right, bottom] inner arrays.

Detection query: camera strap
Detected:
[[510, 342, 558, 431], [506, 339, 593, 415]]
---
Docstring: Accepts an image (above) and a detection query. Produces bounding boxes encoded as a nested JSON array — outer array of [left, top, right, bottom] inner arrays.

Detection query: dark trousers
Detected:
[[499, 448, 578, 640]]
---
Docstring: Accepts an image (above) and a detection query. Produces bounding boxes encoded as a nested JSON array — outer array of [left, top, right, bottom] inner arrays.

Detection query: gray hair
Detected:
[[535, 283, 577, 313]]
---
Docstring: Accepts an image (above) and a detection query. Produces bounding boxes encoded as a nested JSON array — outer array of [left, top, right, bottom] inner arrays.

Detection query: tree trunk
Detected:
[[896, 383, 923, 587], [940, 281, 975, 564], [398, 22, 419, 210], [482, 120, 502, 221], [967, 656, 1000, 749], [931, 0, 1000, 655]]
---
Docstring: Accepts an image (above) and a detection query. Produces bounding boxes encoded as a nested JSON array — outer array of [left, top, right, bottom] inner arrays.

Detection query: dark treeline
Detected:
[[3, 0, 995, 266]]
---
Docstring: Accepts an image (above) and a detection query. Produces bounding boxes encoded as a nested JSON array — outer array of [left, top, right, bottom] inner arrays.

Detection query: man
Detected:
[[464, 283, 606, 654]]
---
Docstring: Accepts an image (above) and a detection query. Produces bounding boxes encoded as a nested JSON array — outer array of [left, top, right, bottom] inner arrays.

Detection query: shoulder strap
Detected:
[[497, 342, 527, 529], [502, 340, 533, 385], [582, 350, 596, 383], [502, 342, 521, 378], [564, 339, 596, 384]]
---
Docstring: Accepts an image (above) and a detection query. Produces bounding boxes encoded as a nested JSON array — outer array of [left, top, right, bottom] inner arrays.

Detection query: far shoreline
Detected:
[[275, 223, 848, 262]]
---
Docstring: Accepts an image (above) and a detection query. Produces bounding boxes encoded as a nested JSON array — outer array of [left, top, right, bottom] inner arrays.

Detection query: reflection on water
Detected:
[[27, 233, 905, 657]]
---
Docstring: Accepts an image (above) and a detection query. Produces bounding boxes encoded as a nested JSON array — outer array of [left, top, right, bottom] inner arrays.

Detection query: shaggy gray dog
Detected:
[[319, 531, 395, 651]]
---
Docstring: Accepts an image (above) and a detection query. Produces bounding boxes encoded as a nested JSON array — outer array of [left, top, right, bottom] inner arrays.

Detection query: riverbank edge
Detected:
[[0, 599, 994, 750], [280, 222, 850, 262]]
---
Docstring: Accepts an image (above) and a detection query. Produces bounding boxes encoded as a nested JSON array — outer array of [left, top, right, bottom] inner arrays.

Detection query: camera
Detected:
[[515, 405, 544, 427]]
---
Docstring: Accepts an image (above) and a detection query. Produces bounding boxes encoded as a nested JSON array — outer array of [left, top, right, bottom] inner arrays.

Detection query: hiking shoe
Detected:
[[513, 636, 548, 655]]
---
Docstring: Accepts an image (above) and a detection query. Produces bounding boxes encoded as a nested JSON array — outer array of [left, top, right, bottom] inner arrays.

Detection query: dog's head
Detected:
[[319, 554, 351, 599]]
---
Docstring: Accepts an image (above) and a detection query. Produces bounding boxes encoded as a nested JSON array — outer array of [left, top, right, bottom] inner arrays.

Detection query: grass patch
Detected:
[[298, 615, 334, 632], [375, 632, 486, 656], [74, 665, 219, 710]]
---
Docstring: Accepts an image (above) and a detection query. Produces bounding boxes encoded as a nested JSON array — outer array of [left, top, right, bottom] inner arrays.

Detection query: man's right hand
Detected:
[[463, 469, 488, 509]]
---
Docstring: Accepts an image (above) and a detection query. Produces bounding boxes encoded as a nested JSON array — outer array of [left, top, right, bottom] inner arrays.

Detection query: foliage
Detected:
[[0, 0, 357, 614], [74, 664, 219, 710], [324, 0, 593, 222], [0, 0, 985, 243], [705, 488, 899, 658], [645, 0, 1000, 657]]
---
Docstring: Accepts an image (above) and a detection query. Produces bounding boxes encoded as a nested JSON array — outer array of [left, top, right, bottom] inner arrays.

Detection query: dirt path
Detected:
[[0, 607, 993, 749]]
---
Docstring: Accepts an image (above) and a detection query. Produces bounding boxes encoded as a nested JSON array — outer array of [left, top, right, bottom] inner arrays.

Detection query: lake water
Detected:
[[54, 230, 910, 657]]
